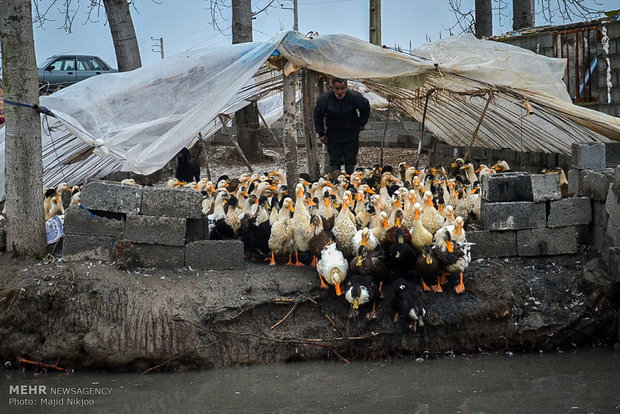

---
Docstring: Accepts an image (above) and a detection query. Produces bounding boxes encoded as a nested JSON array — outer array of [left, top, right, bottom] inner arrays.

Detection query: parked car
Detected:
[[38, 55, 117, 93]]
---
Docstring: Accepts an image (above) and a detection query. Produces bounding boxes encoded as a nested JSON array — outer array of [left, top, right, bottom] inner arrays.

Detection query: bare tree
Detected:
[[448, 0, 607, 37], [0, 0, 48, 256], [32, 0, 141, 72]]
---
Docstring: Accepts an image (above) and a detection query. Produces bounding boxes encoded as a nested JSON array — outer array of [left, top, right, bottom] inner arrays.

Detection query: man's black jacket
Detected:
[[313, 89, 370, 137]]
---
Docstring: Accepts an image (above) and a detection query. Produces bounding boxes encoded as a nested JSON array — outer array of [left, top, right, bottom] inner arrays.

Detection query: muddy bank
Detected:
[[0, 253, 618, 372]]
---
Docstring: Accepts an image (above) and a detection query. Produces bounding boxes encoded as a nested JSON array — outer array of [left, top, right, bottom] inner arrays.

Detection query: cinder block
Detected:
[[467, 230, 517, 259], [482, 201, 546, 230], [606, 143, 620, 168], [592, 201, 609, 228], [602, 220, 620, 265], [185, 240, 245, 270], [62, 234, 116, 261], [125, 215, 186, 246], [530, 174, 561, 202], [545, 152, 559, 169], [571, 142, 606, 170], [567, 168, 583, 196], [547, 197, 592, 228], [140, 187, 203, 219], [0, 228, 5, 252], [480, 173, 533, 202], [590, 225, 606, 252], [186, 217, 210, 243], [81, 180, 142, 214], [607, 247, 620, 282], [132, 244, 185, 268], [63, 205, 125, 237], [614, 166, 620, 199], [606, 185, 620, 228], [582, 169, 614, 201], [517, 227, 578, 256]]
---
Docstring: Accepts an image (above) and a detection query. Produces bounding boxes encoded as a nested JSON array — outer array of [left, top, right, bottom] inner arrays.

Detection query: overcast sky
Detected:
[[30, 0, 620, 68]]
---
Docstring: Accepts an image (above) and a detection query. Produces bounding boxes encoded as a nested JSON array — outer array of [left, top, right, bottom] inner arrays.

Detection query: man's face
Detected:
[[331, 81, 347, 100]]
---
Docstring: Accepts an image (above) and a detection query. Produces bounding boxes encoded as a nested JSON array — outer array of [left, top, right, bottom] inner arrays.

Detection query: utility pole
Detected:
[[369, 0, 381, 45], [281, 0, 299, 31], [475, 0, 492, 38], [151, 37, 164, 59], [513, 0, 535, 31]]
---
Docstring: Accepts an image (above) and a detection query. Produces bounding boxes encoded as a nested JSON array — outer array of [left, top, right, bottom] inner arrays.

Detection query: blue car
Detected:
[[38, 54, 117, 92]]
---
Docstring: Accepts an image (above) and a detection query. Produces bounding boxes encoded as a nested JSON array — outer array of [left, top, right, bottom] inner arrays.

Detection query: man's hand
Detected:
[[319, 135, 328, 145]]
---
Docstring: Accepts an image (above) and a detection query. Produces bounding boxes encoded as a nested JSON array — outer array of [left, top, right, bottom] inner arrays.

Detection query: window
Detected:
[[77, 56, 104, 71], [48, 57, 76, 71]]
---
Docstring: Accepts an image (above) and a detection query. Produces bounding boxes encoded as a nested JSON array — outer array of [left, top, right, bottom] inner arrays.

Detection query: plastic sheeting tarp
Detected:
[[1, 30, 619, 201]]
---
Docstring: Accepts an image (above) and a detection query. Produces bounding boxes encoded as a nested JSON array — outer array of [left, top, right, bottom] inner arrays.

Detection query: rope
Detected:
[[3, 99, 54, 116]]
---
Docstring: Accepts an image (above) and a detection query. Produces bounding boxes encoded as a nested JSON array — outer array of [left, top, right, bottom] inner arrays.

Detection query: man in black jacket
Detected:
[[313, 78, 370, 175]]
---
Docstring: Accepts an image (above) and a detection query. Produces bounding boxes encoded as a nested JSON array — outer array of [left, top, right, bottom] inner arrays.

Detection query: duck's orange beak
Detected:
[[289, 205, 295, 213], [335, 283, 342, 296], [446, 241, 454, 253]]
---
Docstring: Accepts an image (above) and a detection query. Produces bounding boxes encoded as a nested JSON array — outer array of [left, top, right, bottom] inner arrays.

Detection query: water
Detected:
[[1, 348, 619, 413]]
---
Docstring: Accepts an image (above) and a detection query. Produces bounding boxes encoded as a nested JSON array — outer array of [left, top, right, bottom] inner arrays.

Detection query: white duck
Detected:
[[316, 243, 349, 296], [268, 197, 296, 265]]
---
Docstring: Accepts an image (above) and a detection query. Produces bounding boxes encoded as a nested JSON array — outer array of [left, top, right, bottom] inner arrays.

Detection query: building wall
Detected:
[[496, 19, 620, 117]]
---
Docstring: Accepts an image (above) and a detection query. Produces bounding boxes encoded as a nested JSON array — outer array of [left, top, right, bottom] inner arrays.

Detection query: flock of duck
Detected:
[[43, 158, 568, 329], [164, 158, 523, 328]]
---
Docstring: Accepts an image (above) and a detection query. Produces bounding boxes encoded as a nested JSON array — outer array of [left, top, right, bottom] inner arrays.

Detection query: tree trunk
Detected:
[[302, 69, 320, 180], [513, 0, 535, 31], [475, 0, 493, 38], [103, 0, 142, 72], [282, 69, 299, 193], [232, 0, 263, 162], [0, 0, 47, 256]]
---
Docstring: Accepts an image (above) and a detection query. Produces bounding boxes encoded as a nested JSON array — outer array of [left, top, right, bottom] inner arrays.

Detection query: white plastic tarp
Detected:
[[1, 30, 619, 201]]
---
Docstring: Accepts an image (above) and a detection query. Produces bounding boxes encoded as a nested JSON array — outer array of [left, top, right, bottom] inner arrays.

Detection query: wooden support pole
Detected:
[[380, 98, 391, 167], [218, 114, 254, 173], [302, 68, 321, 180], [257, 107, 283, 147], [197, 132, 211, 181], [464, 92, 493, 162], [415, 89, 435, 169]]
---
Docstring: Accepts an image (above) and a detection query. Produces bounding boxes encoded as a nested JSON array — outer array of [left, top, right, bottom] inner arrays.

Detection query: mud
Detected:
[[0, 252, 617, 372]]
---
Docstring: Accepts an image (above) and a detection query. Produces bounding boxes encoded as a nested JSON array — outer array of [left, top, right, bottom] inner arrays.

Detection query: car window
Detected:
[[94, 57, 110, 71], [48, 57, 76, 71], [77, 56, 104, 71]]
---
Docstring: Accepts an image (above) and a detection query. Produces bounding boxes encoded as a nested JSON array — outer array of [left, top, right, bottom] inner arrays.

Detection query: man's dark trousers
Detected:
[[327, 131, 359, 175]]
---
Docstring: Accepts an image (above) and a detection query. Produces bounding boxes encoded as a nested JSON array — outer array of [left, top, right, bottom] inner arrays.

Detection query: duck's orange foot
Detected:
[[319, 275, 329, 290], [454, 272, 465, 294], [432, 284, 443, 293], [285, 254, 294, 266], [293, 252, 304, 266], [269, 251, 277, 266], [422, 280, 432, 292]]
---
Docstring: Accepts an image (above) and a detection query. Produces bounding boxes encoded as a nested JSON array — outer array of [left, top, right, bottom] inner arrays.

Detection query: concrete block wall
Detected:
[[63, 180, 244, 270], [210, 120, 433, 149], [430, 142, 571, 173], [472, 143, 620, 277]]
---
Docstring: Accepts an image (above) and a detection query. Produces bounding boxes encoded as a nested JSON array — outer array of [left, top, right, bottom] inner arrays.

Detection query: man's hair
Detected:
[[331, 77, 347, 85]]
